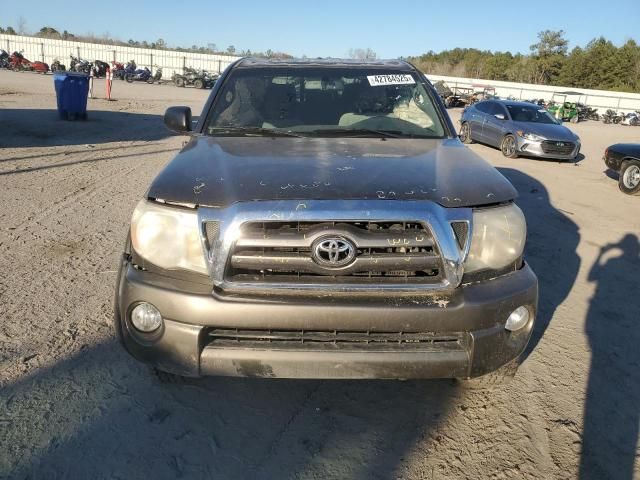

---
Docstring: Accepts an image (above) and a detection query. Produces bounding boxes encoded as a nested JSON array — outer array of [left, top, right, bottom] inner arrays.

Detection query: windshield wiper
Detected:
[[208, 127, 305, 138], [308, 128, 415, 138]]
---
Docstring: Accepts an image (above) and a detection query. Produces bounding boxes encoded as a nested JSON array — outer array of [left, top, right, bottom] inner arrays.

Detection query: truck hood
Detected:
[[147, 136, 517, 208]]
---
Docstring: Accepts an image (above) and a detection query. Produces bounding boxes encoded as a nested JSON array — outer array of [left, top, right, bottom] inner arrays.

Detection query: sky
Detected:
[[2, 0, 639, 58]]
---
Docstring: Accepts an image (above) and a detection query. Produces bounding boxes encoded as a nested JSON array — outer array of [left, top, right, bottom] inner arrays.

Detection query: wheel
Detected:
[[501, 134, 519, 158], [147, 77, 154, 84], [570, 115, 579, 123], [459, 122, 473, 144], [194, 79, 204, 89], [618, 161, 640, 195], [125, 74, 134, 83], [459, 359, 519, 390], [175, 77, 185, 87], [630, 117, 639, 127]]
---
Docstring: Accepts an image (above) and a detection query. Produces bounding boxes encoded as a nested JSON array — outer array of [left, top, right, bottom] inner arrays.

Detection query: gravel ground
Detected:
[[0, 70, 639, 480]]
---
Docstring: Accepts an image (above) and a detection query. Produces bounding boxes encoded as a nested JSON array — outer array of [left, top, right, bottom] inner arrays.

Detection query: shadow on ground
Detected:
[[498, 167, 581, 362], [1, 339, 460, 479], [579, 234, 640, 479], [0, 109, 177, 148]]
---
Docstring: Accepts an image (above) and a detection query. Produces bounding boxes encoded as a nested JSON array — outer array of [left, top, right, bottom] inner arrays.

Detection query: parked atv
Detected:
[[172, 67, 216, 89], [433, 80, 454, 107]]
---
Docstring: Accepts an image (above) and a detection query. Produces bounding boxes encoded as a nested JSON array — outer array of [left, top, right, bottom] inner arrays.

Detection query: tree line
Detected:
[[408, 30, 640, 93], [0, 24, 292, 59]]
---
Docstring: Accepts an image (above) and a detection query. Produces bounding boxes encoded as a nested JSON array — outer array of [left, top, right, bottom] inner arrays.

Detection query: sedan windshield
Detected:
[[506, 105, 559, 124], [206, 68, 446, 138]]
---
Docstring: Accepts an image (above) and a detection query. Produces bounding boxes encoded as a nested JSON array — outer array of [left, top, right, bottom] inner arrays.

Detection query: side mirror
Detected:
[[164, 106, 192, 134], [494, 113, 506, 120]]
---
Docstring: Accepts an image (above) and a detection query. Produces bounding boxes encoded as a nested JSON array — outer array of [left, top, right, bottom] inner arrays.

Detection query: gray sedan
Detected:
[[459, 100, 581, 160]]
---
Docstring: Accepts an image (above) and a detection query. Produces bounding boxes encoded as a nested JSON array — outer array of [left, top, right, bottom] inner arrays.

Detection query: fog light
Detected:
[[130, 302, 162, 332], [505, 306, 530, 332]]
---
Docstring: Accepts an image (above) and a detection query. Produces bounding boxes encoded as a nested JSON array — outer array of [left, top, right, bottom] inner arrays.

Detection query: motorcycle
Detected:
[[146, 66, 163, 84], [620, 112, 640, 126], [92, 60, 110, 78], [0, 49, 9, 69], [30, 61, 49, 73], [125, 66, 152, 83], [70, 55, 92, 74], [602, 109, 622, 124], [51, 59, 66, 72], [576, 103, 600, 122], [8, 51, 31, 71], [111, 61, 126, 80]]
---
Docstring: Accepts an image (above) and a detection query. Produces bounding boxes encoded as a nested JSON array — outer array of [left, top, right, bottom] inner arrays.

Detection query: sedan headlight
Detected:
[[464, 203, 526, 273], [516, 130, 543, 141], [130, 200, 207, 274]]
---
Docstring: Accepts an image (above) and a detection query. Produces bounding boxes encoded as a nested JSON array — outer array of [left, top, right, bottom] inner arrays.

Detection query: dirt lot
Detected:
[[1, 70, 639, 480]]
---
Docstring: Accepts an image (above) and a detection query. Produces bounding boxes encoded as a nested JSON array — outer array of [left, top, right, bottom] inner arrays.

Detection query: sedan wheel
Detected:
[[501, 135, 518, 158], [459, 122, 472, 144], [619, 161, 640, 195]]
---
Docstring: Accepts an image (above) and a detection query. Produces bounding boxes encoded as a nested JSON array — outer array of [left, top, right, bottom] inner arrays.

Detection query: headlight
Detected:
[[130, 200, 207, 274], [516, 130, 543, 141], [464, 203, 526, 273]]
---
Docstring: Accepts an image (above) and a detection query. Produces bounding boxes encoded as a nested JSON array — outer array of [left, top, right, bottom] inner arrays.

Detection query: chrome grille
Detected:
[[225, 221, 444, 285]]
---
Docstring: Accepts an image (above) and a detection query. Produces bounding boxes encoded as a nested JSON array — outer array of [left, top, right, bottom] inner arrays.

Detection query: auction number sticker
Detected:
[[367, 74, 416, 87]]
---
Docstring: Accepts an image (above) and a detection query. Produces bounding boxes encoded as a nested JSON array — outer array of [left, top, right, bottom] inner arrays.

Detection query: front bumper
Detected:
[[114, 259, 538, 379], [516, 136, 580, 160]]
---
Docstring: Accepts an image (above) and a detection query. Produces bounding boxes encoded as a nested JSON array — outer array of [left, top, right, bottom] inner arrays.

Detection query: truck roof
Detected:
[[235, 57, 414, 70]]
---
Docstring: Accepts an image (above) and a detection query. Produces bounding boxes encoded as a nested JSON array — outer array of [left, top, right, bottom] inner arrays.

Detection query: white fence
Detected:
[[426, 73, 640, 113], [0, 34, 241, 78]]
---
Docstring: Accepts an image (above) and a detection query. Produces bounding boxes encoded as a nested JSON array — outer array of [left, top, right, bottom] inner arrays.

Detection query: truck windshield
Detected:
[[205, 68, 446, 138]]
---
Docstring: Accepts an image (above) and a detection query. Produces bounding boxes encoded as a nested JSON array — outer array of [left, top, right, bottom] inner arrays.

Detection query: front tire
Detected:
[[618, 160, 640, 195], [125, 74, 134, 83], [194, 79, 204, 89], [459, 122, 473, 144], [501, 134, 519, 158], [175, 77, 185, 87]]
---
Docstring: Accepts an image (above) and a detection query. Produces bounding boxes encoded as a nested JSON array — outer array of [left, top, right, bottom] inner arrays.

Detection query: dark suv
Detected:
[[114, 58, 538, 382]]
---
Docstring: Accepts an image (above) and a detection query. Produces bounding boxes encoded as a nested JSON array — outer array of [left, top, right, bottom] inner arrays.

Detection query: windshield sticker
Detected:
[[367, 74, 415, 87]]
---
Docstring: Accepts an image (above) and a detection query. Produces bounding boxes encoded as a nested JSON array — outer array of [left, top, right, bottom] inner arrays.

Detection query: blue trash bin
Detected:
[[53, 72, 90, 120]]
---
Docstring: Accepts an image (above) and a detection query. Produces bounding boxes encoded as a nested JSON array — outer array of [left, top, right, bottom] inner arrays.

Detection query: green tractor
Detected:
[[546, 91, 583, 123]]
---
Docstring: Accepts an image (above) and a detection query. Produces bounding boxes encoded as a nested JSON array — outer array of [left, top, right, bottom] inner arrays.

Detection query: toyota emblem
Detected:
[[312, 236, 356, 268]]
